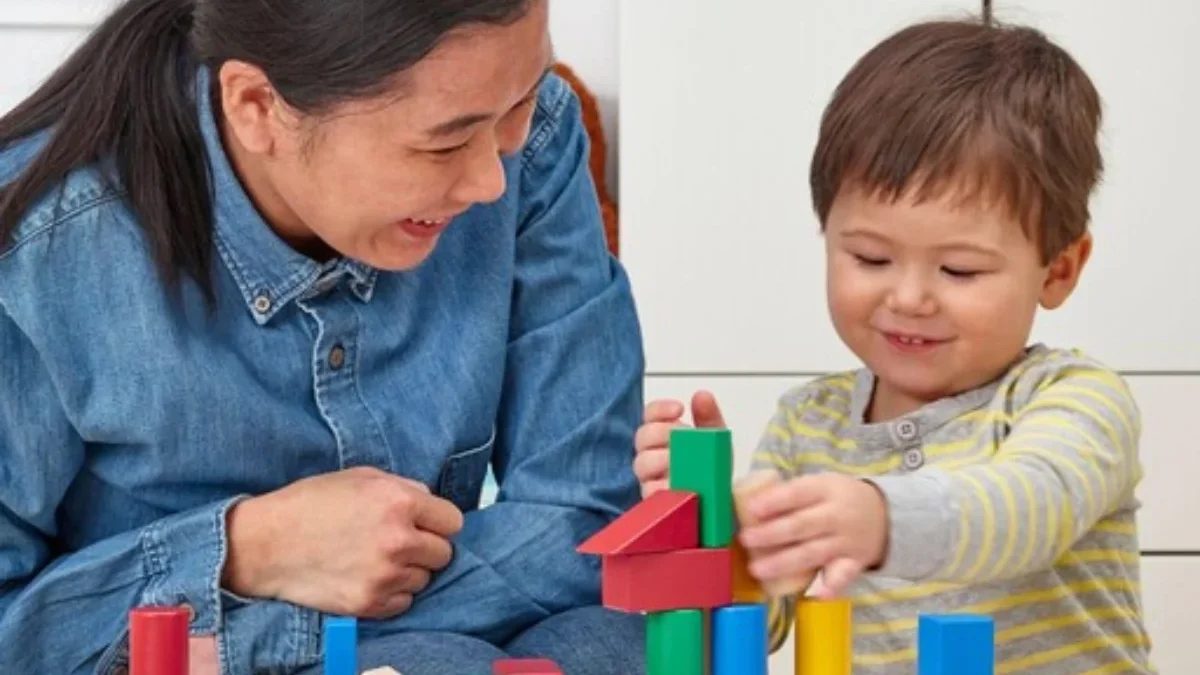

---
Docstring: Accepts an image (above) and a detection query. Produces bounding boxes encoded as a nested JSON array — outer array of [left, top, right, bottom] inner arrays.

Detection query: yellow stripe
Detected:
[[960, 472, 999, 581], [1050, 383, 1137, 447], [749, 451, 791, 472], [854, 578, 1140, 634], [855, 631, 1149, 670], [1001, 437, 1099, 526], [1009, 464, 1041, 572], [995, 606, 1140, 642], [997, 633, 1150, 673], [1057, 549, 1140, 566], [984, 465, 1022, 579], [788, 452, 901, 475], [1078, 661, 1139, 675], [1019, 395, 1125, 458], [1094, 520, 1137, 536], [785, 408, 858, 450]]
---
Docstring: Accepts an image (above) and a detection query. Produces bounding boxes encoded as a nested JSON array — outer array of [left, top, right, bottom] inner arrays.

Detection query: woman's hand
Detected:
[[190, 636, 218, 675], [222, 466, 464, 619], [633, 391, 727, 497]]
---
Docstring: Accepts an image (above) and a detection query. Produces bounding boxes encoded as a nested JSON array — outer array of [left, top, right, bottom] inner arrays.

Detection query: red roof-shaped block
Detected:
[[578, 489, 698, 555]]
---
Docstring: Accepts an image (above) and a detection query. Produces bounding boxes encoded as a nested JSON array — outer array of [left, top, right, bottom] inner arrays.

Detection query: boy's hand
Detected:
[[633, 391, 726, 497], [737, 473, 889, 597]]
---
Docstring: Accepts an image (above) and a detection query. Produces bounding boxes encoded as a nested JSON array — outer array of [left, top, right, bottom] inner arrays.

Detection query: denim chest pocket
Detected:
[[437, 427, 496, 514]]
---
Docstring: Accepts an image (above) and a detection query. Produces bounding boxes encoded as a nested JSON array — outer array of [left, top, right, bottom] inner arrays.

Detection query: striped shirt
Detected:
[[752, 345, 1155, 674]]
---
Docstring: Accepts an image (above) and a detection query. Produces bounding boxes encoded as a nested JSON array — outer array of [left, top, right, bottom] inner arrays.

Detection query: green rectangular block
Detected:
[[669, 427, 734, 547], [647, 609, 704, 675]]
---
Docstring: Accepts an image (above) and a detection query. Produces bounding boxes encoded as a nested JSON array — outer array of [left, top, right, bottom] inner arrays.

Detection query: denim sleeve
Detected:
[[375, 75, 644, 645]]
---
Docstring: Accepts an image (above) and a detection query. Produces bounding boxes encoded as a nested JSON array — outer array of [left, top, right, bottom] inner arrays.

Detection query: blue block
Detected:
[[712, 604, 768, 675], [917, 614, 995, 675], [324, 616, 358, 675]]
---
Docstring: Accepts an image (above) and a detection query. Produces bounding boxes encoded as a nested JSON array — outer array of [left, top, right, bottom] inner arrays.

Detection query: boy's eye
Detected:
[[853, 254, 889, 267], [942, 267, 980, 278]]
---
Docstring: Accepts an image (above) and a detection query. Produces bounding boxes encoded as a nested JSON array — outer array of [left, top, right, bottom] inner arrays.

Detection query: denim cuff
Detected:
[[137, 495, 248, 635], [864, 473, 954, 581]]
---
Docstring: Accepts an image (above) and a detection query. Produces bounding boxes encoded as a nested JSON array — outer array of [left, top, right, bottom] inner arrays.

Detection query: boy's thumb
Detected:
[[691, 390, 727, 428]]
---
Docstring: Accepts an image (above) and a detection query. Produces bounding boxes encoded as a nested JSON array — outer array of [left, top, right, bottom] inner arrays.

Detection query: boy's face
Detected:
[[824, 185, 1091, 415]]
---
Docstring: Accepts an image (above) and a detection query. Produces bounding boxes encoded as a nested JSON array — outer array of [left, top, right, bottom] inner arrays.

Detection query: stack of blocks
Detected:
[[575, 427, 1000, 675], [122, 427, 997, 674]]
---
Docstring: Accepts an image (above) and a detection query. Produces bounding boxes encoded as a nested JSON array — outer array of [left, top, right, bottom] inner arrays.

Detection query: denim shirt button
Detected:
[[252, 293, 272, 314], [328, 345, 346, 370]]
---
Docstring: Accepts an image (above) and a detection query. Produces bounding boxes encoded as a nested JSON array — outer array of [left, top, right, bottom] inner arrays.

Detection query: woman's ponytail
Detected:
[[0, 0, 216, 299]]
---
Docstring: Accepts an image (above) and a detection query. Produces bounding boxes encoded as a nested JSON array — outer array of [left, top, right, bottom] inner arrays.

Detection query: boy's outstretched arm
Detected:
[[870, 354, 1142, 584]]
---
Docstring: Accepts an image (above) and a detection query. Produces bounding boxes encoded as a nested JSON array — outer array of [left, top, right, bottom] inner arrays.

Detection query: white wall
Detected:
[[621, 1, 1198, 674]]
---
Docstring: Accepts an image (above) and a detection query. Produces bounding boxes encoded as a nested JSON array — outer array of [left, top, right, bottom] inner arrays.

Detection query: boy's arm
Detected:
[[869, 355, 1142, 584]]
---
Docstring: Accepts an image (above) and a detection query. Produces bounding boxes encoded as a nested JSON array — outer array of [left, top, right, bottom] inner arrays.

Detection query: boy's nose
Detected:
[[886, 275, 937, 317]]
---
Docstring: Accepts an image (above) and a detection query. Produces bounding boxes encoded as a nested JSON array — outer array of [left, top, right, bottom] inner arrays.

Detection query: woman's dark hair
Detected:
[[0, 0, 532, 301]]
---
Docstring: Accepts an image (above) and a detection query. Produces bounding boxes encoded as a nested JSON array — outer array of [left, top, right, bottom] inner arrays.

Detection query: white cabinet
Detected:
[[621, 0, 1200, 373], [988, 0, 1200, 373]]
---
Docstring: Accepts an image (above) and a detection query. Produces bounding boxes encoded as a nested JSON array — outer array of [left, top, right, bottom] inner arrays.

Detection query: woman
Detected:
[[0, 0, 645, 673]]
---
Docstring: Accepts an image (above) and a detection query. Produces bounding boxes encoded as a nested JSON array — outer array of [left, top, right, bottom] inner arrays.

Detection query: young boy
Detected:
[[633, 17, 1154, 674]]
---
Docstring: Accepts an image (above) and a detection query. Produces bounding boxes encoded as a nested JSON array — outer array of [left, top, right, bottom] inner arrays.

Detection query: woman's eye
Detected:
[[428, 143, 468, 156]]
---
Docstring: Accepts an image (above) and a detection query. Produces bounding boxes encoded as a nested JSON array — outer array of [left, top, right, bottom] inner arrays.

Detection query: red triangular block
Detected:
[[577, 490, 698, 555]]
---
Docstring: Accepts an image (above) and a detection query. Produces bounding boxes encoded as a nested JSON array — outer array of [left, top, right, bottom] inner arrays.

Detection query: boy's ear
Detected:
[[1040, 232, 1093, 310]]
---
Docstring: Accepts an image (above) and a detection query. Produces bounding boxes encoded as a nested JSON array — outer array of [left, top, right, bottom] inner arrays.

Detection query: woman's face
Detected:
[[217, 0, 552, 270]]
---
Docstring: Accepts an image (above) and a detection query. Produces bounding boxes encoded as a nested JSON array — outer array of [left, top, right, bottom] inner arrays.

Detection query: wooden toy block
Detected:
[[669, 428, 734, 547], [493, 657, 564, 674], [129, 606, 189, 675], [712, 604, 768, 675], [647, 609, 704, 675], [917, 614, 995, 675], [730, 537, 766, 603], [577, 489, 699, 555], [323, 616, 357, 675], [601, 547, 732, 612], [795, 598, 852, 675]]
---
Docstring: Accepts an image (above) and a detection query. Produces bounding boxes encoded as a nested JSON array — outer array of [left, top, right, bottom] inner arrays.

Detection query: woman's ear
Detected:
[[1040, 232, 1093, 310], [216, 60, 286, 156]]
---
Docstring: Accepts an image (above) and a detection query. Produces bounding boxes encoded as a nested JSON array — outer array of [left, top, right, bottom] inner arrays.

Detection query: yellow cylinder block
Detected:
[[795, 598, 852, 675]]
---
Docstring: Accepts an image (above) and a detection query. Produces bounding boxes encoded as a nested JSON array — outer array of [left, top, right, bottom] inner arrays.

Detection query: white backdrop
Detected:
[[620, 1, 1198, 673]]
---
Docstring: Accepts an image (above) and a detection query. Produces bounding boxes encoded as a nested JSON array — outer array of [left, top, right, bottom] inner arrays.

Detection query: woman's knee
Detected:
[[307, 630, 508, 675], [505, 606, 646, 675]]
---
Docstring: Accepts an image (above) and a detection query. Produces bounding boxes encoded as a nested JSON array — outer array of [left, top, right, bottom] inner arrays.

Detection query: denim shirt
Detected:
[[0, 66, 643, 674]]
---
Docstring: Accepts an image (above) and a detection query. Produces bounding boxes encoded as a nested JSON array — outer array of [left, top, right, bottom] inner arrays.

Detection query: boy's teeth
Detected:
[[898, 336, 925, 344]]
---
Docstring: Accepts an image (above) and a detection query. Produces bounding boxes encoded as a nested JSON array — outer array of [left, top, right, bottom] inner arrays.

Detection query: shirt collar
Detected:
[[195, 66, 378, 325]]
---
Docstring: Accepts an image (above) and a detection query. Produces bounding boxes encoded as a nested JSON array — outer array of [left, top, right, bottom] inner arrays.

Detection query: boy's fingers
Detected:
[[643, 399, 686, 423], [632, 449, 669, 483], [690, 390, 727, 428], [812, 558, 863, 599], [739, 504, 835, 550], [742, 475, 826, 522], [634, 422, 680, 453], [641, 479, 668, 498], [749, 538, 837, 585]]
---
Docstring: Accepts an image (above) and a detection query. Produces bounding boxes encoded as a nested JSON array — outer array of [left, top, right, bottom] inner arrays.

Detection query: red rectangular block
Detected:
[[493, 657, 563, 674], [602, 548, 732, 612]]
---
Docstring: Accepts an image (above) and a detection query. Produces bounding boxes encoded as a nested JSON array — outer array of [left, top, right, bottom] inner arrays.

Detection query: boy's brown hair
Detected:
[[809, 17, 1103, 262]]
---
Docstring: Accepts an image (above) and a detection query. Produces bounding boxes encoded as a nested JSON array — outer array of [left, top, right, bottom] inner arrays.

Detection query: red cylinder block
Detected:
[[129, 606, 189, 675]]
